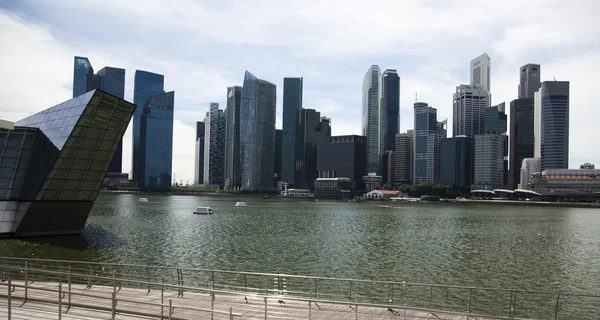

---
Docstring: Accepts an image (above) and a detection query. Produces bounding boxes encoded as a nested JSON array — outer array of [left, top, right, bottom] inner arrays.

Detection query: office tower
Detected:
[[3, 90, 135, 237], [274, 129, 282, 188], [317, 135, 367, 191], [485, 103, 507, 134], [452, 84, 489, 137], [534, 90, 542, 158], [473, 134, 507, 189], [440, 136, 472, 186], [194, 122, 205, 185], [470, 53, 491, 92], [519, 158, 541, 189], [508, 98, 535, 189], [382, 151, 394, 185], [281, 77, 303, 186], [133, 70, 165, 182], [203, 103, 226, 187], [139, 91, 174, 189], [413, 102, 444, 183], [240, 71, 276, 190], [72, 57, 126, 173], [519, 64, 541, 99], [295, 109, 331, 190], [362, 65, 382, 175], [540, 81, 570, 170], [381, 69, 400, 151], [225, 86, 242, 189], [394, 131, 413, 185]]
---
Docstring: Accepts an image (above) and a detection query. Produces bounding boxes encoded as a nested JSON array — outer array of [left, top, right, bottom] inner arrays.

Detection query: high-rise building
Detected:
[[281, 77, 303, 186], [508, 98, 535, 189], [133, 70, 165, 182], [394, 131, 413, 185], [452, 84, 489, 137], [317, 135, 367, 191], [540, 81, 570, 170], [381, 69, 400, 151], [519, 64, 541, 99], [139, 91, 174, 189], [225, 86, 242, 189], [274, 129, 282, 188], [240, 71, 276, 190], [295, 109, 331, 190], [473, 134, 507, 189], [470, 53, 491, 93], [519, 158, 541, 189], [362, 65, 382, 175], [194, 122, 205, 185], [203, 103, 226, 187], [414, 102, 444, 183], [440, 136, 472, 186], [534, 90, 542, 158], [485, 103, 507, 134], [72, 57, 126, 173]]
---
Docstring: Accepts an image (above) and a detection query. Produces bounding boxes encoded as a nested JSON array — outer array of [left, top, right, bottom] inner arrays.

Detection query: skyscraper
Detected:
[[508, 98, 535, 189], [414, 102, 444, 183], [540, 81, 570, 170], [317, 135, 367, 191], [381, 69, 400, 151], [72, 57, 126, 173], [473, 134, 507, 189], [440, 136, 472, 187], [225, 86, 242, 189], [139, 91, 174, 189], [274, 129, 282, 188], [362, 65, 382, 175], [281, 77, 303, 186], [295, 109, 331, 189], [194, 121, 205, 185], [133, 70, 165, 182], [484, 103, 507, 134], [452, 84, 489, 137], [203, 103, 226, 187], [518, 64, 541, 99], [240, 71, 276, 190], [470, 53, 491, 93], [394, 131, 413, 185]]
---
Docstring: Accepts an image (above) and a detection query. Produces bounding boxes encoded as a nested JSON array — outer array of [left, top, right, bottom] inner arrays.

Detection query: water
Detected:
[[2, 193, 600, 294]]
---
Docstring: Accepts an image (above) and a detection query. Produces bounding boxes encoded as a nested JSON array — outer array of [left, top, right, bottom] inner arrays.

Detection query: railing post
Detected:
[[24, 261, 28, 301], [58, 283, 62, 320], [349, 281, 352, 299], [87, 264, 92, 289], [179, 269, 184, 297], [7, 278, 11, 320], [146, 267, 151, 294], [314, 278, 317, 298], [211, 291, 215, 320], [112, 270, 116, 294], [309, 301, 312, 320], [554, 294, 560, 320], [229, 306, 233, 320], [161, 276, 165, 319], [264, 297, 268, 320], [468, 288, 473, 310], [169, 298, 173, 320], [243, 274, 247, 291], [211, 271, 215, 290], [429, 286, 433, 308], [355, 303, 358, 320], [111, 292, 116, 320], [67, 266, 71, 308]]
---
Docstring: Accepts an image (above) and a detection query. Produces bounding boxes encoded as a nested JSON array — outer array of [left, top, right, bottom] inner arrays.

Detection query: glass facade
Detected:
[[194, 121, 205, 185], [484, 103, 507, 134], [316, 135, 366, 191], [414, 102, 443, 183], [139, 91, 174, 189], [540, 81, 569, 171], [225, 86, 242, 189], [133, 70, 165, 181], [294, 109, 330, 190], [1, 90, 135, 237], [281, 77, 303, 186], [240, 71, 276, 190], [382, 69, 400, 151], [508, 98, 535, 189], [440, 137, 472, 186], [73, 56, 94, 98], [362, 65, 382, 175]]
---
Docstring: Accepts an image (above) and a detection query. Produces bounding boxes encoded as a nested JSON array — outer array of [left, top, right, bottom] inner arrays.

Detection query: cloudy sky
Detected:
[[1, 0, 599, 183]]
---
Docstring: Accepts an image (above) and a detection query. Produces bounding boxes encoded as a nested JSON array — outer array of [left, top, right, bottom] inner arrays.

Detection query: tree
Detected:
[[383, 183, 393, 190]]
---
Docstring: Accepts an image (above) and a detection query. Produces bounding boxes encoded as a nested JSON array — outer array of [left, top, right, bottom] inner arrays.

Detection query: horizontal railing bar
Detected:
[[2, 256, 598, 297]]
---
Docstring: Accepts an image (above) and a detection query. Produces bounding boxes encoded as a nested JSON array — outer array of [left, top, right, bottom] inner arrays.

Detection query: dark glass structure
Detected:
[[0, 90, 135, 237], [414, 102, 444, 183], [484, 103, 507, 134], [316, 135, 367, 191], [440, 137, 472, 186], [139, 91, 174, 189], [394, 131, 413, 185], [133, 70, 165, 182], [73, 57, 95, 98], [519, 64, 541, 99], [225, 86, 242, 189], [295, 109, 331, 190], [540, 81, 569, 170], [203, 103, 226, 187], [281, 77, 303, 186], [240, 71, 276, 190], [274, 129, 282, 188], [194, 122, 205, 185], [382, 69, 400, 151], [508, 98, 534, 189]]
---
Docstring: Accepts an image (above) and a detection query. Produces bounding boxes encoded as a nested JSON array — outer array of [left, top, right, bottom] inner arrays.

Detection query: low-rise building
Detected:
[[314, 178, 353, 199], [529, 167, 600, 193], [363, 190, 399, 200]]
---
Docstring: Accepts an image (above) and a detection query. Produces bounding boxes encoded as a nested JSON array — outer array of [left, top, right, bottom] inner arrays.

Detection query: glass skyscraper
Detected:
[[508, 98, 535, 189], [294, 109, 331, 190], [281, 77, 303, 186], [203, 103, 226, 187], [194, 121, 205, 185], [139, 91, 174, 189], [225, 86, 242, 189], [519, 64, 541, 99], [413, 102, 444, 183], [382, 69, 400, 151], [540, 81, 570, 170], [362, 65, 382, 175], [133, 70, 165, 183], [240, 71, 276, 190]]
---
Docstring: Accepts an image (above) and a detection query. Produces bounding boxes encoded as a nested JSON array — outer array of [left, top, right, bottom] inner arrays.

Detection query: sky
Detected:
[[1, 0, 599, 184]]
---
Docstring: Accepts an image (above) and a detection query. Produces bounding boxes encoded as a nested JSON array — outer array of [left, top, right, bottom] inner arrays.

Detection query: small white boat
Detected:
[[235, 202, 247, 207], [193, 206, 213, 214], [138, 198, 149, 202]]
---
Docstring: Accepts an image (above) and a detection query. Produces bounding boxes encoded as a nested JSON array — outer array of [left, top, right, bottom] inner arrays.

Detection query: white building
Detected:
[[533, 89, 542, 158], [452, 84, 490, 137], [519, 158, 541, 189], [470, 53, 491, 93]]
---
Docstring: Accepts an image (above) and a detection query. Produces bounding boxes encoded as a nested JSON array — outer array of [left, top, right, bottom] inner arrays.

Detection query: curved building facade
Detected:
[[362, 65, 382, 175]]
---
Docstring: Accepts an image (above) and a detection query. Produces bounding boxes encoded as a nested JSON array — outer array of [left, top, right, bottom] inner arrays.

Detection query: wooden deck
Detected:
[[1, 281, 509, 319]]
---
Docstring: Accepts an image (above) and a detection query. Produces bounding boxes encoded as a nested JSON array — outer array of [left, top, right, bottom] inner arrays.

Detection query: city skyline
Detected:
[[1, 1, 598, 183]]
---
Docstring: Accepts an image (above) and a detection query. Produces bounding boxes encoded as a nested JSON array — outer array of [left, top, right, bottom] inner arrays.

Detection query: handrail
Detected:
[[2, 256, 598, 297]]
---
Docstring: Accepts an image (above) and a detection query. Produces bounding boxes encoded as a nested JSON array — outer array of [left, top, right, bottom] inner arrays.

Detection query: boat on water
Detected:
[[193, 207, 213, 214], [138, 198, 149, 202], [235, 202, 247, 207], [419, 195, 441, 202]]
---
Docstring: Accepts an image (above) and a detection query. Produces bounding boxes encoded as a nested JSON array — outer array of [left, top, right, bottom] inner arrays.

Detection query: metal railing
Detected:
[[1, 256, 599, 319]]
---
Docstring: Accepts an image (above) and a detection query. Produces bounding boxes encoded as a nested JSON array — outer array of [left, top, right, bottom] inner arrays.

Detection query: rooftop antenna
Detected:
[[553, 77, 557, 81], [415, 92, 418, 103]]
